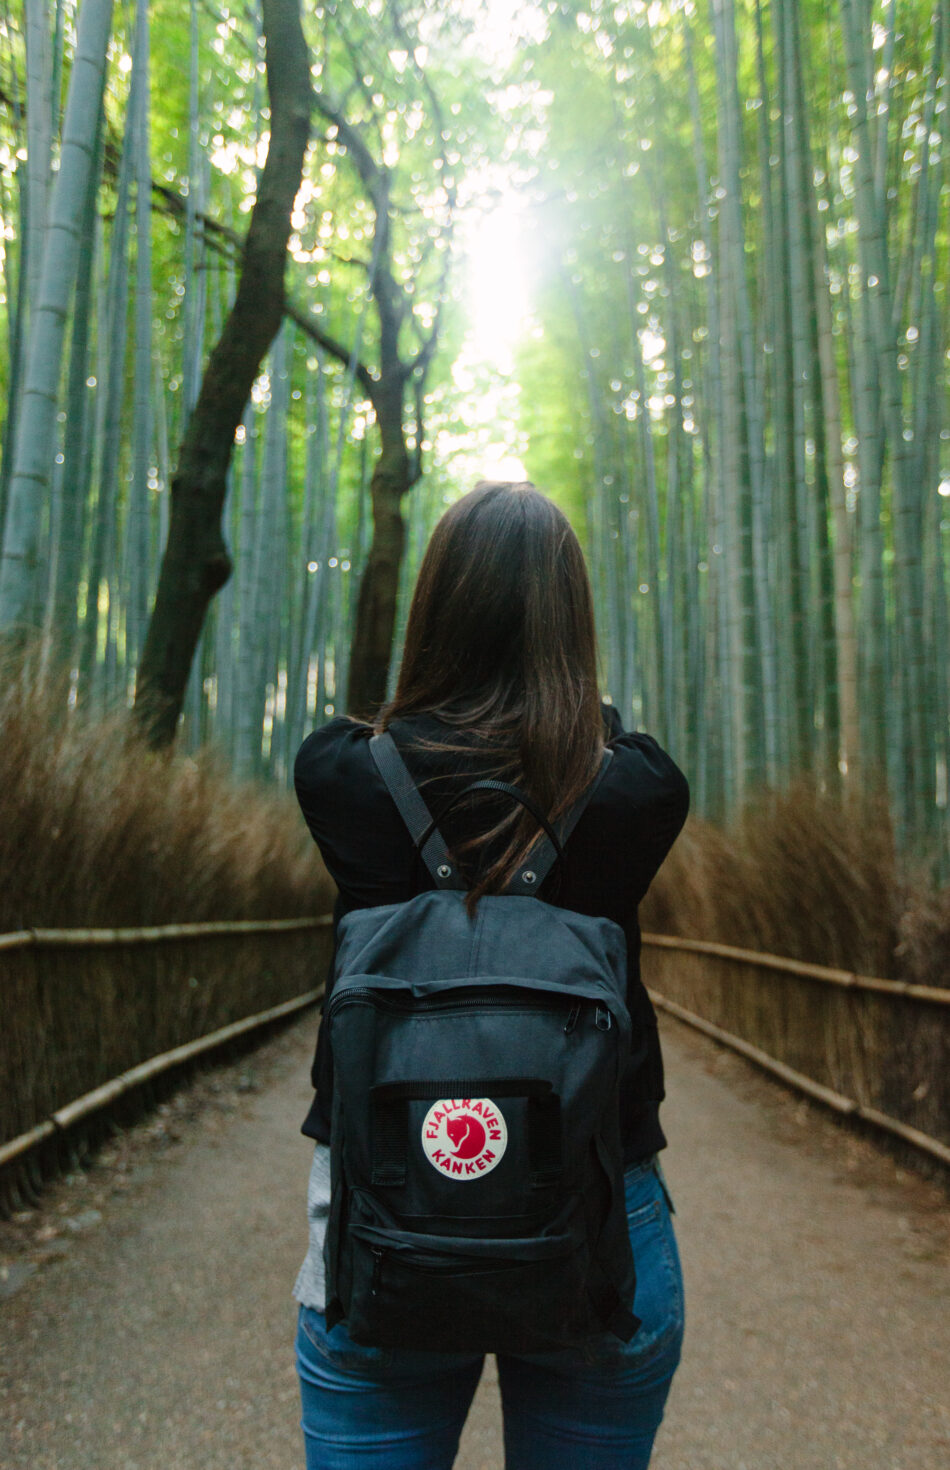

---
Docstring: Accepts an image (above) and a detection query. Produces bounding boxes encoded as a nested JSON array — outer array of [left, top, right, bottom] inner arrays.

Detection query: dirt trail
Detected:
[[1, 1014, 947, 1470]]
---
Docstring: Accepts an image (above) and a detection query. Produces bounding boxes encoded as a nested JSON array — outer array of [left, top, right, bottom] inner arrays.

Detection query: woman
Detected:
[[292, 481, 689, 1469]]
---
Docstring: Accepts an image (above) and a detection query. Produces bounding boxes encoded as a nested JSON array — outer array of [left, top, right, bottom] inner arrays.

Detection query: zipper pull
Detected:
[[371, 1248, 383, 1297], [564, 1003, 581, 1034], [595, 1005, 612, 1031]]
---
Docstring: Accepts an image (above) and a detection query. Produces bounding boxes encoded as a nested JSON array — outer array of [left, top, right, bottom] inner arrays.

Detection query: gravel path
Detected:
[[1, 1013, 947, 1469]]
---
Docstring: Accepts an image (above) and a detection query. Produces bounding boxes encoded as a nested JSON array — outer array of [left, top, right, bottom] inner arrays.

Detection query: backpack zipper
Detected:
[[367, 1246, 529, 1278], [371, 1247, 383, 1297], [328, 988, 577, 1019]]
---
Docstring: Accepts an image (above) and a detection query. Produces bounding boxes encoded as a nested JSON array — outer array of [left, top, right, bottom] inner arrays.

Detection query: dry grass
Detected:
[[896, 883, 950, 993], [640, 777, 947, 986], [0, 654, 331, 932], [640, 777, 950, 1162], [0, 653, 334, 1198]]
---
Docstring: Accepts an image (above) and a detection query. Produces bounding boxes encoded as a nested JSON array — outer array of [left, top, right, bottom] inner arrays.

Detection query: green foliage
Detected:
[[493, 0, 948, 868], [0, 0, 946, 867]]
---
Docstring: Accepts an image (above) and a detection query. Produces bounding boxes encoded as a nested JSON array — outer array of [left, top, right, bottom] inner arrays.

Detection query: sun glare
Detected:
[[479, 449, 531, 481], [465, 197, 531, 366], [436, 191, 532, 486]]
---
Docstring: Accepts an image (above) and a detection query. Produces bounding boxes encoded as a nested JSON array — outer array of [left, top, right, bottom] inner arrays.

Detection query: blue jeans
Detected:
[[295, 1157, 684, 1469]]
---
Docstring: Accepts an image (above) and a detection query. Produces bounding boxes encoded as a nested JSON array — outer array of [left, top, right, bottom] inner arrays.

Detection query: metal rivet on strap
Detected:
[[436, 864, 452, 880], [522, 870, 537, 885]]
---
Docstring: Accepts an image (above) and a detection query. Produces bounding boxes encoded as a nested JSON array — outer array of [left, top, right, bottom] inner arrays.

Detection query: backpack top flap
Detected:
[[331, 887, 631, 1036]]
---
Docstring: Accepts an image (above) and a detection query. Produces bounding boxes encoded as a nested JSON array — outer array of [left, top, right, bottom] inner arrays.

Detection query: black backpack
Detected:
[[322, 732, 640, 1355]]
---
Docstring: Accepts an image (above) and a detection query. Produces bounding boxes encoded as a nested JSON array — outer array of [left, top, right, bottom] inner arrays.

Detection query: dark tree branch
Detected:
[[104, 141, 380, 402], [312, 91, 384, 199], [332, 13, 388, 153], [330, 249, 372, 270], [387, 4, 459, 379], [311, 22, 458, 718], [133, 0, 312, 749], [283, 297, 376, 396], [407, 367, 428, 486], [407, 240, 454, 377], [312, 90, 406, 369], [390, 1, 451, 164]]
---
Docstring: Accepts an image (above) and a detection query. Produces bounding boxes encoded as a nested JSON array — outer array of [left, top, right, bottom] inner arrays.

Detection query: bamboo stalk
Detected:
[[23, 0, 52, 318], [0, 916, 331, 951], [648, 989, 950, 1168], [0, 0, 115, 638], [641, 932, 950, 1004], [0, 987, 323, 1169], [78, 34, 134, 707], [126, 0, 153, 677], [234, 406, 260, 773], [46, 95, 104, 666]]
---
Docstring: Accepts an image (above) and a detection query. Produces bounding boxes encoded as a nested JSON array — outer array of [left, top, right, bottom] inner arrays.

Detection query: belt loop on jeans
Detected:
[[651, 1155, 676, 1215], [625, 1153, 656, 1181]]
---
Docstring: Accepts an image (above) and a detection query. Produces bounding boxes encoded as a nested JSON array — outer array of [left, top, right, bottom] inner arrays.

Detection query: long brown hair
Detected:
[[377, 481, 604, 900]]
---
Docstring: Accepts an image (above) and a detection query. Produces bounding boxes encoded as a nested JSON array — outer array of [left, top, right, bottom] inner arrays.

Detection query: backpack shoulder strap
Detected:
[[559, 747, 614, 845], [369, 732, 466, 891], [371, 733, 612, 898], [504, 748, 614, 895]]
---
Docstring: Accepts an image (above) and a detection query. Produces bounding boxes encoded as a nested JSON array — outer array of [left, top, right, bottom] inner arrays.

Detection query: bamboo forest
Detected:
[[0, 0, 947, 873]]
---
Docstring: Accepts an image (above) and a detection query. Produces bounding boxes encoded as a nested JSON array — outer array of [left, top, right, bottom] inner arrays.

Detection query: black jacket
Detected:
[[293, 705, 689, 1163]]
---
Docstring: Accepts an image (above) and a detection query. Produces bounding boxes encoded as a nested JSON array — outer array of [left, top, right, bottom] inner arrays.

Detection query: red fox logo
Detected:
[[445, 1114, 487, 1159], [421, 1097, 508, 1178]]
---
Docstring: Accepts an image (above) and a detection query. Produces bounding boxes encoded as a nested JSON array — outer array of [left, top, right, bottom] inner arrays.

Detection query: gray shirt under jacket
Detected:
[[294, 1144, 331, 1311]]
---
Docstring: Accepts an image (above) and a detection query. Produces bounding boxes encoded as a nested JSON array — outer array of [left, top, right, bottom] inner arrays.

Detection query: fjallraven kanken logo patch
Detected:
[[421, 1098, 508, 1178]]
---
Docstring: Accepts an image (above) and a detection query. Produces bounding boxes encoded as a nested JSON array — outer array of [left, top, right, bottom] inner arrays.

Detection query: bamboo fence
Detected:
[[0, 915, 333, 1211], [641, 933, 950, 1168], [3, 920, 948, 1212]]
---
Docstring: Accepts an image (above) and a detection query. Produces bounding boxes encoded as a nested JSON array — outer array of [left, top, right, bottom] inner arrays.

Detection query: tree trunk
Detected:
[[345, 379, 411, 719], [23, 0, 52, 320], [233, 407, 260, 775], [0, 0, 114, 644], [711, 0, 765, 800], [132, 0, 310, 748], [77, 88, 134, 708], [839, 0, 929, 832], [685, 19, 730, 813], [46, 89, 104, 663], [126, 0, 152, 674]]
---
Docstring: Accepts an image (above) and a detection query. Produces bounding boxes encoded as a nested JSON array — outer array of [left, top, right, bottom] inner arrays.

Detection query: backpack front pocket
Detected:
[[344, 1197, 595, 1353]]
